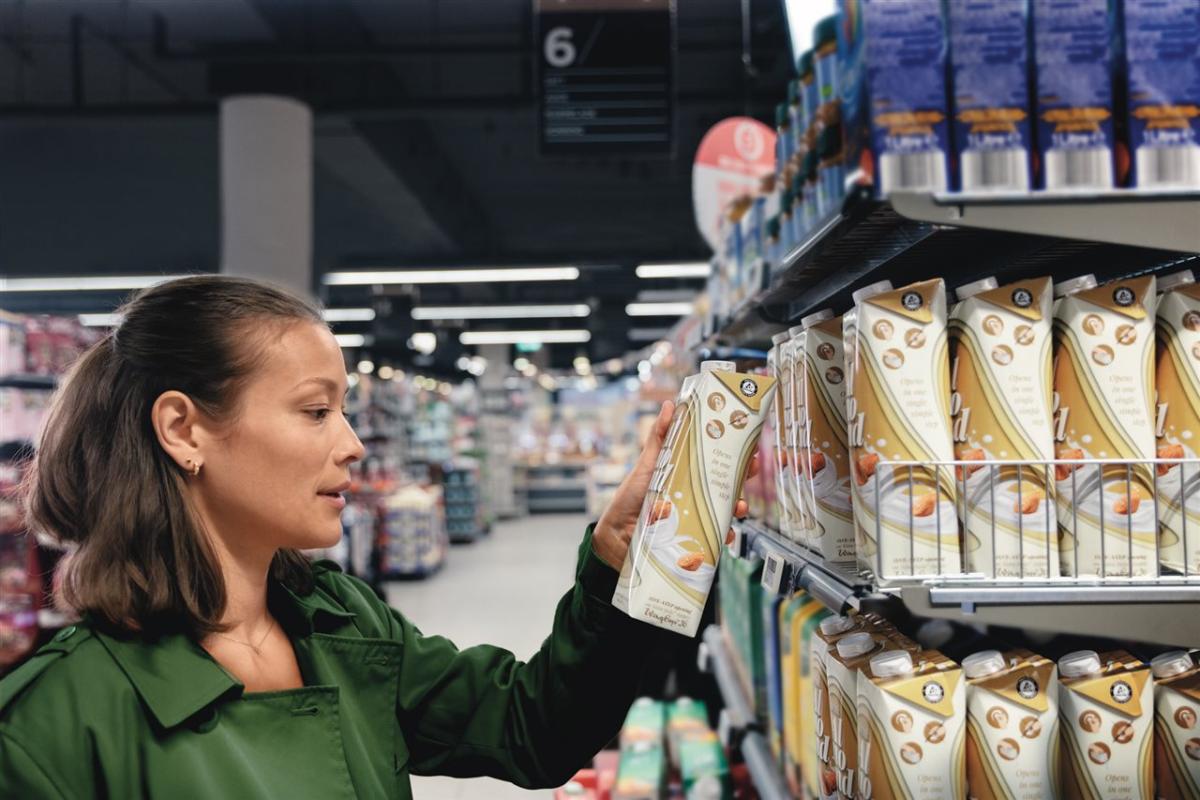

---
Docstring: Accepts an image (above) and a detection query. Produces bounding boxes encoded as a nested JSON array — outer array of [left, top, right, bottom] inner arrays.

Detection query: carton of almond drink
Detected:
[[787, 323, 818, 547], [950, 277, 1058, 578], [963, 649, 1059, 800], [1052, 275, 1159, 577], [846, 278, 960, 580], [1150, 650, 1200, 799], [614, 361, 777, 637], [1154, 269, 1200, 575], [813, 616, 873, 799], [857, 649, 967, 800], [1058, 650, 1154, 800], [770, 332, 805, 543], [824, 631, 920, 800], [797, 308, 856, 563]]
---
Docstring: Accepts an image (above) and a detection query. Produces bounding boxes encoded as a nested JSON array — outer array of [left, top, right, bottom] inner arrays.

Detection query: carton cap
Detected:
[[820, 615, 855, 636], [700, 360, 736, 373], [1059, 650, 1103, 678], [1151, 650, 1195, 679], [852, 280, 894, 305], [788, 325, 806, 338], [1053, 274, 1098, 299], [561, 781, 587, 797], [954, 276, 999, 300], [1158, 269, 1196, 293], [772, 332, 791, 345], [870, 650, 914, 678], [802, 308, 834, 328], [962, 650, 1006, 679], [836, 632, 875, 659]]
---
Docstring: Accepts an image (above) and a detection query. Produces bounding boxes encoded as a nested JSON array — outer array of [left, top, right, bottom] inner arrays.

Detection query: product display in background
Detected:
[[614, 361, 776, 637]]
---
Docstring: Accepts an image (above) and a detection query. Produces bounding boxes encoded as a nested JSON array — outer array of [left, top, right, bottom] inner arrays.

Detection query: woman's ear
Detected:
[[151, 390, 203, 473]]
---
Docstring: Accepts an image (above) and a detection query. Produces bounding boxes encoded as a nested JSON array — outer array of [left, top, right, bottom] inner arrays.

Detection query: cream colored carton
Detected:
[[1057, 650, 1154, 800], [1053, 275, 1159, 578], [614, 361, 777, 637], [857, 649, 967, 800], [813, 615, 874, 800], [769, 333, 803, 543], [846, 278, 960, 580], [798, 308, 856, 563], [1150, 650, 1200, 799], [1155, 269, 1200, 576], [787, 323, 818, 547], [824, 631, 919, 800], [950, 276, 1057, 578], [962, 649, 1059, 800]]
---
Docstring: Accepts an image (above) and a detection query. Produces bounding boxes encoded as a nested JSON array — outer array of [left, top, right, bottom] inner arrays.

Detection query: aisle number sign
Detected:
[[535, 0, 675, 155]]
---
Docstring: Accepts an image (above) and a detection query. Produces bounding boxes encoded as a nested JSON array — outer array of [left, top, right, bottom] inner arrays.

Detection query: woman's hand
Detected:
[[591, 401, 752, 571]]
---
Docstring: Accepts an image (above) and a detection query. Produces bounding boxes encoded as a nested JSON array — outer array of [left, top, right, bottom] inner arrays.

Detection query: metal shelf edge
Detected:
[[740, 731, 791, 800], [700, 625, 755, 731]]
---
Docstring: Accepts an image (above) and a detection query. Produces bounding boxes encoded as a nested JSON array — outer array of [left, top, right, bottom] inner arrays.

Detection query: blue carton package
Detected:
[[948, 0, 1034, 192], [814, 15, 846, 215], [1123, 0, 1200, 188], [1032, 0, 1121, 189], [838, 0, 952, 197]]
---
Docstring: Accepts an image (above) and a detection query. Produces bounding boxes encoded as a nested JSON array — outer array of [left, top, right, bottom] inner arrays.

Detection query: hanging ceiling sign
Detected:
[[535, 0, 675, 156]]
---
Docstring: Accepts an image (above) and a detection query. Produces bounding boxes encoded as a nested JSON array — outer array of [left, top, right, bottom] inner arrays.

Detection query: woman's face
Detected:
[[195, 322, 365, 555]]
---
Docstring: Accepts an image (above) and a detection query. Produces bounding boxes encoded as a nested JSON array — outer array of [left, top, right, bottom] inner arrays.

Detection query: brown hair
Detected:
[[25, 275, 327, 636]]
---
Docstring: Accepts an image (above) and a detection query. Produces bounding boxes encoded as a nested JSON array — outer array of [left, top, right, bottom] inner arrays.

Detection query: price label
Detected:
[[760, 550, 787, 595]]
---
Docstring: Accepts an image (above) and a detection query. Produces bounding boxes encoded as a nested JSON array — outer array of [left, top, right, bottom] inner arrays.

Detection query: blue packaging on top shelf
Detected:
[[948, 0, 1034, 192], [838, 0, 952, 197], [1123, 0, 1200, 188], [1031, 0, 1121, 189], [798, 51, 820, 230], [814, 15, 846, 215]]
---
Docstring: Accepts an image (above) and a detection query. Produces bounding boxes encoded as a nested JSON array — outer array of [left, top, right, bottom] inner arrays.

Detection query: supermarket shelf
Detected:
[[699, 626, 790, 800], [702, 189, 1196, 352], [0, 374, 57, 390], [699, 625, 755, 731], [891, 189, 1200, 254]]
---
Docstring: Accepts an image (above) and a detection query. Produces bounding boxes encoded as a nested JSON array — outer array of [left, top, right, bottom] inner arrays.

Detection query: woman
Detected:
[[0, 276, 745, 798]]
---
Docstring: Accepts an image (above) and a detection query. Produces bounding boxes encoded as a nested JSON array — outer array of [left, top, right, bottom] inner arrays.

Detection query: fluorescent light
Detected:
[[460, 329, 592, 346], [335, 334, 366, 348], [412, 303, 589, 321], [79, 313, 124, 327], [322, 307, 376, 322], [0, 274, 192, 292], [625, 302, 695, 317], [636, 263, 710, 279], [323, 266, 580, 286]]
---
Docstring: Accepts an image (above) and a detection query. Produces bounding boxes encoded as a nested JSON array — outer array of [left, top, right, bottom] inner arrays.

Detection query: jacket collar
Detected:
[[92, 575, 358, 731]]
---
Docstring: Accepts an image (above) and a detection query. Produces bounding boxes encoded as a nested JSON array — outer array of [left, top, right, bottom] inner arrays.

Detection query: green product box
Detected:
[[678, 730, 732, 800], [620, 697, 665, 751], [614, 741, 666, 800], [718, 553, 766, 720], [666, 697, 709, 768]]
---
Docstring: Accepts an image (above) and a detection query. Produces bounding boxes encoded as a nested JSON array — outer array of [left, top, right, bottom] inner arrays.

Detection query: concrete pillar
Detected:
[[219, 96, 313, 298]]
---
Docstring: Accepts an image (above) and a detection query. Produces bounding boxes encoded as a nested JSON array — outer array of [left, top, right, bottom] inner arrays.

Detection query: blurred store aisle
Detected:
[[385, 512, 594, 800]]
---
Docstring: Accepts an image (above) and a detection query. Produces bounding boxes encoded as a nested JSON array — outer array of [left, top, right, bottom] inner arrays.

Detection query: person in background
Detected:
[[0, 275, 747, 798]]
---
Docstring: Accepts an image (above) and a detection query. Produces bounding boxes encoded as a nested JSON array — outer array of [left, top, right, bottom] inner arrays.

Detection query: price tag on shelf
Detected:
[[760, 550, 786, 595]]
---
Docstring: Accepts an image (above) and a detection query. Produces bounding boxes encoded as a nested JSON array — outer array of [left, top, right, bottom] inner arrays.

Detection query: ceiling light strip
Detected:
[[459, 330, 591, 345], [412, 304, 590, 320], [323, 267, 580, 286]]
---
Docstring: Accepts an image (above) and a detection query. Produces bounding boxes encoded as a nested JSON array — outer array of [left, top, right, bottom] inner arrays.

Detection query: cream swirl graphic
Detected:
[[645, 506, 715, 593]]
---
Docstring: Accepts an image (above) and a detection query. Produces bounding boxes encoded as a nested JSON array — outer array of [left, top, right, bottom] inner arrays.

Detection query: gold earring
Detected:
[[187, 459, 202, 477]]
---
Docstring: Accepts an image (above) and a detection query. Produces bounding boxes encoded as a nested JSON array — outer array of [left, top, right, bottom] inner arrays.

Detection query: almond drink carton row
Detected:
[[813, 615, 874, 800], [614, 361, 777, 637], [769, 335, 804, 543], [1057, 649, 1154, 800], [1155, 269, 1200, 576], [963, 649, 1060, 800], [949, 276, 1058, 578], [845, 278, 960, 581], [795, 309, 857, 563], [1052, 275, 1158, 578], [1150, 650, 1200, 799], [857, 648, 967, 800]]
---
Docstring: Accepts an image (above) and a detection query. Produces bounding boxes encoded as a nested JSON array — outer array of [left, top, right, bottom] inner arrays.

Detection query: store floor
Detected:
[[384, 512, 594, 799]]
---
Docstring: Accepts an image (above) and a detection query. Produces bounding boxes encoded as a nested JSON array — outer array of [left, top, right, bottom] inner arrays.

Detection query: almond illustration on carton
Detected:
[[1014, 488, 1045, 515], [911, 492, 937, 518], [855, 453, 880, 485], [677, 553, 705, 571], [803, 451, 827, 477], [1056, 448, 1084, 481], [1158, 443, 1184, 476], [649, 499, 673, 524], [1112, 483, 1144, 515], [956, 448, 986, 480]]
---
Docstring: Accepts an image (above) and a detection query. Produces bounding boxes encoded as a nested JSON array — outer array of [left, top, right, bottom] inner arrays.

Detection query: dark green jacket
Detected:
[[0, 529, 659, 798]]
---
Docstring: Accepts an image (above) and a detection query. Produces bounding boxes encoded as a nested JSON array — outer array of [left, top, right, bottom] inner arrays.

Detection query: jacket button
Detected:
[[53, 625, 77, 642]]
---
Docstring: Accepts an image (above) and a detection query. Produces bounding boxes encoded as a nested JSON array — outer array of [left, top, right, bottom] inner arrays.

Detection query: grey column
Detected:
[[219, 96, 313, 299]]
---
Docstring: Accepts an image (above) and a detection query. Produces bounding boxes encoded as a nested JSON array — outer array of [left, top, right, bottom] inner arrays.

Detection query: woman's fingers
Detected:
[[734, 498, 749, 519], [635, 400, 675, 474]]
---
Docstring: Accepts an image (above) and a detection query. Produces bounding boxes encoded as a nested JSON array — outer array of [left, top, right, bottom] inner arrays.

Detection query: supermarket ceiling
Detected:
[[0, 0, 793, 367]]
